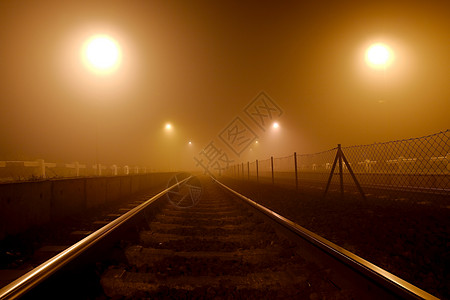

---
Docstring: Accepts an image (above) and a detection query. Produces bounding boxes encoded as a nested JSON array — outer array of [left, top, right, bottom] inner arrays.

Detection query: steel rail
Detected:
[[212, 177, 439, 300], [0, 176, 192, 300]]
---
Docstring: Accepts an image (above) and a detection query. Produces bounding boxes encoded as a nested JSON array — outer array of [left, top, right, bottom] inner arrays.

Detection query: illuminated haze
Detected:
[[0, 0, 448, 171]]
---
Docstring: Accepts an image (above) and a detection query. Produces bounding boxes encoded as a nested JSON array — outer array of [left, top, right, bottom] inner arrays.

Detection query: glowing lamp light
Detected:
[[188, 141, 192, 145], [83, 35, 121, 73], [365, 43, 394, 69], [272, 122, 280, 129], [165, 123, 172, 130]]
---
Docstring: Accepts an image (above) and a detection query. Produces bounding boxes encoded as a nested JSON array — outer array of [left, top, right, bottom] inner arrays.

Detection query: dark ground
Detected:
[[220, 177, 450, 300]]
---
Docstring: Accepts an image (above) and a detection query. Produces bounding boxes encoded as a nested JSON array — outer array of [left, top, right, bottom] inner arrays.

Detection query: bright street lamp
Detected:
[[83, 35, 121, 75], [365, 43, 394, 69], [364, 42, 395, 104]]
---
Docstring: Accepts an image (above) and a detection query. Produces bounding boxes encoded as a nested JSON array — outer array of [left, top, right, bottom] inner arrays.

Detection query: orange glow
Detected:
[[272, 122, 279, 129], [165, 123, 172, 130]]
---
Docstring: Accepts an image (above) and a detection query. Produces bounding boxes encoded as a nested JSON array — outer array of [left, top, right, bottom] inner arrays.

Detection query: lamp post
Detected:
[[82, 34, 121, 175], [365, 43, 394, 103], [164, 123, 175, 172]]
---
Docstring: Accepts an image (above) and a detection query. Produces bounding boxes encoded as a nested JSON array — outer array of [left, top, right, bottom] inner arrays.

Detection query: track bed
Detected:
[[101, 178, 349, 299]]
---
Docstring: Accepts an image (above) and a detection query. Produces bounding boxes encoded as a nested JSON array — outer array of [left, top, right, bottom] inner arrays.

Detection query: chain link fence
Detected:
[[224, 130, 449, 201]]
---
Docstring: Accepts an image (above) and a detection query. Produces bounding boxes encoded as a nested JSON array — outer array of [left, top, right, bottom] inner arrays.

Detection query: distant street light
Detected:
[[272, 122, 280, 129], [162, 122, 175, 171]]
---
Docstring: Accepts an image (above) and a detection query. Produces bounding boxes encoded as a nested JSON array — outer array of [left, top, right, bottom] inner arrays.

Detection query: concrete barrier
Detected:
[[0, 181, 52, 240], [86, 177, 107, 209], [0, 173, 175, 240], [106, 177, 121, 203], [51, 178, 86, 222]]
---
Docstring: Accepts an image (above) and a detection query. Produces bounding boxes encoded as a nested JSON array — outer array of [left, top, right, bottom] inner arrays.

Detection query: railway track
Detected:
[[0, 175, 439, 299]]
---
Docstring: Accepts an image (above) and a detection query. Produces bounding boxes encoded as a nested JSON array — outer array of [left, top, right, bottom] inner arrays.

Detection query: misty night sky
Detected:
[[0, 0, 449, 171]]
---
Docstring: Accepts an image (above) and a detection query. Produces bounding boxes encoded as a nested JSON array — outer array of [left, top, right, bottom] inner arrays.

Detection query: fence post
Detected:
[[340, 147, 366, 201], [241, 162, 244, 179], [323, 147, 340, 199], [112, 165, 118, 176], [271, 156, 274, 185], [338, 144, 344, 198], [256, 160, 259, 183], [247, 161, 250, 180], [294, 152, 298, 191], [323, 144, 366, 200], [38, 159, 46, 178], [75, 161, 80, 177]]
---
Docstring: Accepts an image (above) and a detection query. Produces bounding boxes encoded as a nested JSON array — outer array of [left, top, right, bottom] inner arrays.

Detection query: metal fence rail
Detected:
[[224, 130, 449, 200]]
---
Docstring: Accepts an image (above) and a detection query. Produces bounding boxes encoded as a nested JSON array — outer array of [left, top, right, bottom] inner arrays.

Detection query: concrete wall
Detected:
[[0, 173, 174, 240], [51, 178, 86, 221]]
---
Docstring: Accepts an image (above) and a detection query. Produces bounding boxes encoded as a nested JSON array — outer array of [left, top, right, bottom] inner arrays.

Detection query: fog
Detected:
[[1, 0, 449, 173]]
